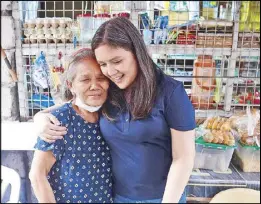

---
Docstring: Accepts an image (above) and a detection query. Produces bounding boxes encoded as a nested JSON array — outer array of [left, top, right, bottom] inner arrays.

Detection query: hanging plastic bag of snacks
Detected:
[[32, 51, 51, 89], [49, 51, 66, 104]]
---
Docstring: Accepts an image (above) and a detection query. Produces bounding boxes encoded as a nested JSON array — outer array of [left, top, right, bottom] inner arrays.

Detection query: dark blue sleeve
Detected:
[[34, 137, 65, 161], [34, 104, 70, 160], [165, 82, 196, 131]]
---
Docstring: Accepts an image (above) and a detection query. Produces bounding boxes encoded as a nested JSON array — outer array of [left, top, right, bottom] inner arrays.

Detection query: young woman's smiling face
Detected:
[[94, 45, 138, 89]]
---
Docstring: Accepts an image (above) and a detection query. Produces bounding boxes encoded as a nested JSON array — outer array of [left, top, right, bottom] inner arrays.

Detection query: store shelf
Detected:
[[230, 104, 260, 107], [236, 48, 260, 57], [223, 78, 260, 85], [21, 43, 91, 55], [173, 77, 193, 82], [195, 109, 233, 118], [22, 43, 260, 57], [15, 1, 260, 120], [21, 43, 235, 56], [147, 44, 233, 56], [238, 32, 260, 37]]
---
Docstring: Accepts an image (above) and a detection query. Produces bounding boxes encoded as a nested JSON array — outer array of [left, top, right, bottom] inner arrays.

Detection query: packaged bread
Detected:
[[230, 108, 260, 147], [254, 119, 260, 147], [230, 108, 260, 133], [240, 136, 256, 146], [220, 120, 232, 131], [212, 117, 221, 130], [203, 131, 214, 143], [203, 129, 235, 146], [223, 131, 235, 146], [203, 116, 232, 131], [206, 117, 216, 129]]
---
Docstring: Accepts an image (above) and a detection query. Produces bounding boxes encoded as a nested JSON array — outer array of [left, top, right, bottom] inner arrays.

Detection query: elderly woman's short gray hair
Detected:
[[62, 48, 95, 101]]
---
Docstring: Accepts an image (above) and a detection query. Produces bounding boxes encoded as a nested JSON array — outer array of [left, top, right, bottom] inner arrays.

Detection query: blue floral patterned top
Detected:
[[34, 102, 113, 203]]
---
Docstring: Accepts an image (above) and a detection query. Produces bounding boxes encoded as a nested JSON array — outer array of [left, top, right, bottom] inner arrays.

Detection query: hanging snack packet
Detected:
[[32, 51, 50, 89]]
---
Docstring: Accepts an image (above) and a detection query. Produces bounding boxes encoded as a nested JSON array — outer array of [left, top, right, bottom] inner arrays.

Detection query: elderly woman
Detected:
[[29, 48, 113, 203]]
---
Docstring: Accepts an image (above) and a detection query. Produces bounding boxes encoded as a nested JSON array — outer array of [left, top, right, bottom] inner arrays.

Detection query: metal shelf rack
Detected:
[[11, 1, 260, 121]]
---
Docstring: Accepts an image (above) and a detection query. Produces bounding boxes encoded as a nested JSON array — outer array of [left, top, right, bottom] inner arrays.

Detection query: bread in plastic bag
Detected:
[[230, 107, 260, 146]]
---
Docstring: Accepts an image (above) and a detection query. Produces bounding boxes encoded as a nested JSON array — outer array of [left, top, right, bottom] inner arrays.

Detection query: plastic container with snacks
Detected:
[[94, 1, 111, 14], [77, 14, 95, 43], [194, 136, 236, 172], [93, 14, 111, 30], [233, 140, 260, 172]]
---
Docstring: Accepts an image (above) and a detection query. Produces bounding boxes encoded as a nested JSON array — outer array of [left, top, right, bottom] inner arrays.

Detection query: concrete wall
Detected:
[[1, 1, 31, 203], [1, 1, 20, 121]]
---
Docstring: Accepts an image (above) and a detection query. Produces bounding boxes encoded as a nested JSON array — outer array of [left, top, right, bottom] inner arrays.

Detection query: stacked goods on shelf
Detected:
[[176, 32, 196, 45], [94, 1, 131, 16], [140, 2, 235, 46], [233, 86, 260, 105], [196, 33, 232, 48], [23, 18, 73, 44], [196, 19, 233, 48], [191, 55, 216, 109], [238, 33, 260, 48], [230, 108, 260, 172], [233, 57, 260, 105], [166, 21, 198, 45]]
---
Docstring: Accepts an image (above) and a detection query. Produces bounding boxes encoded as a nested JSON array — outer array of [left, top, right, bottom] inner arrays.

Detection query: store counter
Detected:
[[187, 164, 260, 202]]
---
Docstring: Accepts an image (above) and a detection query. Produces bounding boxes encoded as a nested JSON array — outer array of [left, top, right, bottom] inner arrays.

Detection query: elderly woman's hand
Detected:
[[34, 112, 67, 143]]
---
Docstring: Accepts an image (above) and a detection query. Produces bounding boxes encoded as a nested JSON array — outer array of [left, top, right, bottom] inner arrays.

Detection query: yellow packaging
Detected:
[[239, 1, 260, 32], [161, 10, 189, 26], [249, 2, 260, 32], [202, 8, 218, 20]]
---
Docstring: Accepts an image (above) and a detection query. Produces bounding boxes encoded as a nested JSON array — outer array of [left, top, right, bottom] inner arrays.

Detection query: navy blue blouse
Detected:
[[34, 103, 113, 203], [100, 71, 196, 200]]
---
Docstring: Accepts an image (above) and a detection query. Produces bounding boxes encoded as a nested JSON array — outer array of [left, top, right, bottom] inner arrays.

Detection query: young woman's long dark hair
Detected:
[[91, 17, 160, 120]]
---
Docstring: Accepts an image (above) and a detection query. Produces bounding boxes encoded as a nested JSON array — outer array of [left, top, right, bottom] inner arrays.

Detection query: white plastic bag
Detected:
[[32, 51, 50, 89]]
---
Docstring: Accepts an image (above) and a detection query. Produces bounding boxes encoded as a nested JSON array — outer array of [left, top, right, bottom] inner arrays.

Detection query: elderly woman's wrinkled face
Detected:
[[69, 58, 109, 107]]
